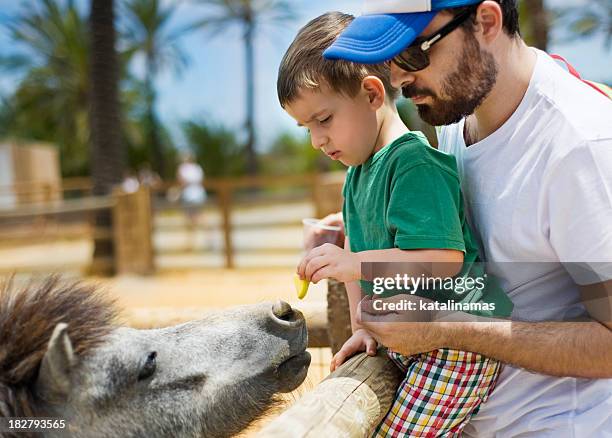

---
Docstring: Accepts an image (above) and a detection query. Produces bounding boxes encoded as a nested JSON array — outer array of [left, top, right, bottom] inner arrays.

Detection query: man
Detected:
[[323, 0, 612, 436]]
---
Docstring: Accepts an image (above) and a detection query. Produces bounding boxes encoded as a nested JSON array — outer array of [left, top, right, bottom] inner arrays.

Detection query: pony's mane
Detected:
[[0, 275, 118, 418]]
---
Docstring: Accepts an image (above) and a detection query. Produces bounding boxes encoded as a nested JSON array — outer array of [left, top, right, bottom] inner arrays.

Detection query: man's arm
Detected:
[[440, 317, 612, 378], [360, 279, 612, 378]]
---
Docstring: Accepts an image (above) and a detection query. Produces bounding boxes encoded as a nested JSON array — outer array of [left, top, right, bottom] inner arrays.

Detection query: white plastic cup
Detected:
[[302, 218, 342, 252]]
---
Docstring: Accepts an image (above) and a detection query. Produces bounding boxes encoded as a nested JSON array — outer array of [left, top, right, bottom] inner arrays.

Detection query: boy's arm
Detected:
[[357, 247, 464, 279], [343, 237, 364, 332], [298, 245, 464, 284]]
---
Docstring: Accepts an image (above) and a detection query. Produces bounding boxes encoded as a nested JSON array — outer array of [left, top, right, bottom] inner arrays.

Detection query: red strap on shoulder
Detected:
[[550, 53, 610, 98], [550, 54, 582, 78]]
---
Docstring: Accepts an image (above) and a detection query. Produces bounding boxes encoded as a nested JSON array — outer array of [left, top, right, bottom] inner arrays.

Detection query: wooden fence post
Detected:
[[326, 279, 352, 355], [312, 171, 345, 219], [217, 181, 234, 269], [112, 186, 155, 275], [256, 349, 402, 437]]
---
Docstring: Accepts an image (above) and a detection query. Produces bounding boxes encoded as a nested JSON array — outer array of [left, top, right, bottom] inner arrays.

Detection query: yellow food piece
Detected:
[[294, 275, 310, 299]]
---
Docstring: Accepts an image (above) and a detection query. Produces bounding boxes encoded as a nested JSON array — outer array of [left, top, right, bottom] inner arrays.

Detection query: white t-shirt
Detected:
[[178, 162, 206, 204], [438, 49, 612, 437]]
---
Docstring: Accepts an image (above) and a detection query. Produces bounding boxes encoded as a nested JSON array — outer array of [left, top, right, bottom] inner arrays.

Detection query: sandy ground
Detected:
[[105, 268, 327, 308]]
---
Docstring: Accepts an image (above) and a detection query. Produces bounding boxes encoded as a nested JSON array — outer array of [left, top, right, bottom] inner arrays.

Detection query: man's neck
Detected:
[[465, 41, 537, 145]]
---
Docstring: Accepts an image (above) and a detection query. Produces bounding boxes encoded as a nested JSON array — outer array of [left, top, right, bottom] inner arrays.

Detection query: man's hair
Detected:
[[447, 0, 520, 37], [277, 11, 399, 108]]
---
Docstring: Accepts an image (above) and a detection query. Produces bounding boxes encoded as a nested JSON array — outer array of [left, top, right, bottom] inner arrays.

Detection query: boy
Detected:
[[277, 12, 512, 437]]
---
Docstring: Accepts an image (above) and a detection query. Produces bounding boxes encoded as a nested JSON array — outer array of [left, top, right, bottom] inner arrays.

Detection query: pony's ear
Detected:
[[36, 323, 74, 402]]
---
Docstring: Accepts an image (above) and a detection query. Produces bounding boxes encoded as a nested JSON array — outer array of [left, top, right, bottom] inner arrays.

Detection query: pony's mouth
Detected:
[[280, 350, 311, 368], [275, 351, 311, 392]]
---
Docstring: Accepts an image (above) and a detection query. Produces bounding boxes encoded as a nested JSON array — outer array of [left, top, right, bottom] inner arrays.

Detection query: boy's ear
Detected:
[[361, 76, 386, 109]]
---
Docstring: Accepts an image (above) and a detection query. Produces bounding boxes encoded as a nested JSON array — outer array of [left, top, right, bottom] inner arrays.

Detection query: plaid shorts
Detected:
[[373, 348, 502, 438]]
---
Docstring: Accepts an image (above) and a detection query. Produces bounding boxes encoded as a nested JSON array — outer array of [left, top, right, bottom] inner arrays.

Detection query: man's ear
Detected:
[[476, 1, 503, 44], [362, 76, 386, 110], [36, 323, 74, 403]]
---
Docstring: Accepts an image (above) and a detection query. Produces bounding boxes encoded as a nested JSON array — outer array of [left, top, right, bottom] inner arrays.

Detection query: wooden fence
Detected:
[[256, 349, 403, 437], [0, 172, 345, 273]]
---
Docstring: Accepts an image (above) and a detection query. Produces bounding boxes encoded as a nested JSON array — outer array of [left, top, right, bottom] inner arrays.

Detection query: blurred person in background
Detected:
[[177, 152, 207, 250]]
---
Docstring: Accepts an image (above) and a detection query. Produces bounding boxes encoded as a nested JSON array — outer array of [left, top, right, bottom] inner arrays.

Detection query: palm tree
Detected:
[[89, 0, 124, 275], [0, 0, 91, 176], [192, 0, 296, 176], [122, 0, 191, 178], [0, 0, 145, 177]]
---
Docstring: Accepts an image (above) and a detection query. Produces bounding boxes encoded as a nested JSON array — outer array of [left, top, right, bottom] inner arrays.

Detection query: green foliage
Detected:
[[121, 0, 191, 76], [0, 0, 91, 176], [261, 131, 345, 175], [396, 99, 438, 147], [191, 0, 297, 36], [0, 0, 190, 178], [182, 119, 245, 177]]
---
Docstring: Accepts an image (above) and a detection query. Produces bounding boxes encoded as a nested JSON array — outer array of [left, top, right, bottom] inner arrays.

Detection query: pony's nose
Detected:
[[272, 300, 292, 319], [271, 300, 304, 326]]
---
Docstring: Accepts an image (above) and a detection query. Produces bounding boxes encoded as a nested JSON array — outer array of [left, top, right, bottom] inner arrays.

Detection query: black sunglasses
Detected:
[[392, 4, 481, 72]]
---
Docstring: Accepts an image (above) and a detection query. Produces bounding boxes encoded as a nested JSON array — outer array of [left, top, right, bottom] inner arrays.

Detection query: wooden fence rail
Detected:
[[256, 349, 403, 437], [0, 172, 346, 272]]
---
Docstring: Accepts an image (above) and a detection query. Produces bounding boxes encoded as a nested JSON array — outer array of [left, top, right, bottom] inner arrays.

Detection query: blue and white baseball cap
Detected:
[[323, 0, 482, 63]]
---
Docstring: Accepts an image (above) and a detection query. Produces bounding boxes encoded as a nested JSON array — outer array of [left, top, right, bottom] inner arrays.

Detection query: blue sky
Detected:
[[1, 0, 610, 152]]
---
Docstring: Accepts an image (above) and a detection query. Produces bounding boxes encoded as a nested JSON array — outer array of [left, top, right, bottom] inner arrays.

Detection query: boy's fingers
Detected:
[[330, 356, 338, 372], [296, 257, 307, 278], [332, 348, 350, 370], [366, 338, 377, 355], [296, 252, 313, 278], [304, 255, 328, 281], [297, 248, 320, 278], [310, 265, 333, 284]]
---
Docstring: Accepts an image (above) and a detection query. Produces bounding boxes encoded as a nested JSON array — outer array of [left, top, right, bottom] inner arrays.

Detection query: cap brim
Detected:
[[323, 12, 436, 64]]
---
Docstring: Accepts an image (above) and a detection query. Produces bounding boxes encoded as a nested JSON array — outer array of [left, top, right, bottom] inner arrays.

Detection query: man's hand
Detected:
[[297, 243, 360, 283], [330, 328, 378, 372], [357, 295, 440, 356]]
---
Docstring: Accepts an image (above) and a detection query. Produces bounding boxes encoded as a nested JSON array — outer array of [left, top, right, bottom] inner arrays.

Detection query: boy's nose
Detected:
[[311, 133, 328, 150]]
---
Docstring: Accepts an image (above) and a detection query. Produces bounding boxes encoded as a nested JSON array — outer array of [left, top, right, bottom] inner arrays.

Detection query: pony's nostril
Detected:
[[272, 300, 293, 320]]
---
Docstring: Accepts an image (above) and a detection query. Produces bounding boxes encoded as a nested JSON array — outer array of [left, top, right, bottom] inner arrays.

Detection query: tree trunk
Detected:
[[89, 0, 124, 276], [244, 18, 258, 176], [145, 71, 165, 178]]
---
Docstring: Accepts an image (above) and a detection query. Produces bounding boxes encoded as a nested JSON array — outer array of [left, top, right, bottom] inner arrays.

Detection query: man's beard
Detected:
[[402, 31, 499, 126]]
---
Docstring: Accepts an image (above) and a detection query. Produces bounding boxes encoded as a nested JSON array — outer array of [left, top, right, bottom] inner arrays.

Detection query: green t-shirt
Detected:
[[342, 132, 513, 317]]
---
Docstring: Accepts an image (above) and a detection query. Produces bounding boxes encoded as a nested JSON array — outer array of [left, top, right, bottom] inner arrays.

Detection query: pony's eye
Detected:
[[138, 351, 157, 381]]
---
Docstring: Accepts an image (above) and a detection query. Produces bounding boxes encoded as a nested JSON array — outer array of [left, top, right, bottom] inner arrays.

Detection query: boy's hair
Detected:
[[277, 11, 399, 108]]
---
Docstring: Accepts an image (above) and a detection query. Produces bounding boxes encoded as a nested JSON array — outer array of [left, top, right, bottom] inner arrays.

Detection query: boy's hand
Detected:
[[297, 243, 360, 283], [330, 329, 378, 372]]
